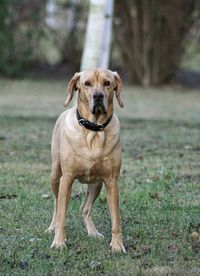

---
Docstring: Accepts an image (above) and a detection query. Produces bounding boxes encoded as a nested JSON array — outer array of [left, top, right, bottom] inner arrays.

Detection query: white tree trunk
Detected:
[[80, 0, 114, 70]]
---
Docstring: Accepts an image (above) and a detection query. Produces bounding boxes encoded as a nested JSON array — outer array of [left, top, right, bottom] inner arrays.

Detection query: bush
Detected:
[[0, 0, 46, 77], [0, 0, 24, 76]]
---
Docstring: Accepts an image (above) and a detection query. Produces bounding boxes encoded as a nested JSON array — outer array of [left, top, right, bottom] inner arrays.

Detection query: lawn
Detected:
[[0, 78, 200, 275]]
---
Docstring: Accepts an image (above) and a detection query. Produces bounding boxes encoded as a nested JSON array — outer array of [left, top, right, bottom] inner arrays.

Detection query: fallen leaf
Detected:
[[140, 245, 151, 254], [41, 253, 51, 260], [132, 245, 151, 258], [135, 154, 144, 160], [150, 192, 160, 200], [89, 260, 101, 270], [191, 241, 200, 253], [150, 175, 160, 181], [168, 244, 179, 253], [19, 261, 28, 269], [75, 246, 81, 254], [42, 194, 50, 199], [0, 194, 17, 200], [190, 231, 199, 240], [171, 231, 179, 237], [29, 238, 41, 242], [184, 145, 192, 150]]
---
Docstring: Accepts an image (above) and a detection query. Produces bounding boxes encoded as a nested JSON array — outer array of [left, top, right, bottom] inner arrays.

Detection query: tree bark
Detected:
[[114, 0, 198, 85], [81, 0, 114, 70]]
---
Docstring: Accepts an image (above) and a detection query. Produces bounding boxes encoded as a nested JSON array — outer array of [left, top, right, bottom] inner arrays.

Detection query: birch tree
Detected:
[[81, 0, 114, 70]]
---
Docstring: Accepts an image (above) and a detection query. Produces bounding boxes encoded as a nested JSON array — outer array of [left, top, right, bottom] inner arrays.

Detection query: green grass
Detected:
[[0, 78, 200, 275]]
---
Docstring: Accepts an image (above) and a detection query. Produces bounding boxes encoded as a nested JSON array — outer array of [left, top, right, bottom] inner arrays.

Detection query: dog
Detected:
[[45, 68, 126, 253]]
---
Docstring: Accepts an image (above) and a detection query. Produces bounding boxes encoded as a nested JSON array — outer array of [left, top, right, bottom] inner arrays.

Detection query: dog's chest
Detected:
[[77, 156, 108, 183], [85, 131, 105, 153], [76, 132, 110, 183]]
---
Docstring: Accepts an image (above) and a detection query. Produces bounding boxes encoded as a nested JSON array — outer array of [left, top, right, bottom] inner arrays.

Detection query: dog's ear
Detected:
[[64, 72, 81, 107], [113, 71, 124, 108]]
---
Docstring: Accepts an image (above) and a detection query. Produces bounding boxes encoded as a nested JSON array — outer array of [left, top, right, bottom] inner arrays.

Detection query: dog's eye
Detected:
[[84, 81, 92, 87], [104, 80, 110, 86]]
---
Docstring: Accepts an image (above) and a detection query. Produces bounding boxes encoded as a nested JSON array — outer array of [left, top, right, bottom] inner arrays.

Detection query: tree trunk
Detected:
[[81, 0, 114, 70], [114, 0, 197, 85]]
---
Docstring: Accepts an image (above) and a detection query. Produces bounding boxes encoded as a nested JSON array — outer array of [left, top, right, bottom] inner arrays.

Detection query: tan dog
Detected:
[[46, 68, 125, 253]]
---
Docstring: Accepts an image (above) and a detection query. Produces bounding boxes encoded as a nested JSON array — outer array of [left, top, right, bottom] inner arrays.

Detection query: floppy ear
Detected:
[[113, 71, 124, 108], [64, 72, 81, 107]]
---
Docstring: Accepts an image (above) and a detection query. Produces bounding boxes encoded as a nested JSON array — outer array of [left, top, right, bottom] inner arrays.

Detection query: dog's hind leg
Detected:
[[45, 162, 61, 234], [80, 182, 104, 238]]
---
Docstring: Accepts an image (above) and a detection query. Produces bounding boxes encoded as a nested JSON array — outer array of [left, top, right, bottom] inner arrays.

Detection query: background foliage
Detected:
[[0, 0, 199, 83], [0, 0, 88, 77]]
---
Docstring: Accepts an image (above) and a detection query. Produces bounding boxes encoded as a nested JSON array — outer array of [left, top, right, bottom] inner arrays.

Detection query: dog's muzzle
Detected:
[[92, 92, 106, 114]]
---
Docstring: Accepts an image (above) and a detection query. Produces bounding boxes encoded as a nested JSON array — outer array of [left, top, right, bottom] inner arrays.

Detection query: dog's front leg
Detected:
[[51, 175, 73, 249], [104, 178, 126, 253]]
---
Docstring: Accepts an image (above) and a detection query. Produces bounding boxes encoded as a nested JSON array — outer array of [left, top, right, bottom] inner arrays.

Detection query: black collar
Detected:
[[76, 109, 113, 131]]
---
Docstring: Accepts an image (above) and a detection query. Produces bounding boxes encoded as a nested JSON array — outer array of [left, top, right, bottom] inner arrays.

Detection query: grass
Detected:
[[0, 78, 200, 275]]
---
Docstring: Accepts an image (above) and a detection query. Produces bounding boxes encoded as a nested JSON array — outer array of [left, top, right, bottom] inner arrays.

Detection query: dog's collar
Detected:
[[76, 109, 113, 131]]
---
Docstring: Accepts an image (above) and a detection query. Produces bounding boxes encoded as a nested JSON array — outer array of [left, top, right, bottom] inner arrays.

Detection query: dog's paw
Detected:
[[50, 236, 66, 250], [88, 229, 104, 238], [110, 238, 126, 253], [44, 226, 55, 234], [50, 239, 66, 250]]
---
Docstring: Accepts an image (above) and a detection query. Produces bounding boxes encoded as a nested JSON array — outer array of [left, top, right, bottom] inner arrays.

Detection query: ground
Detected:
[[0, 78, 200, 275]]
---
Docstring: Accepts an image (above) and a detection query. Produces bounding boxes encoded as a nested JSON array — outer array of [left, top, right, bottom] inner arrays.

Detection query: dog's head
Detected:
[[64, 69, 123, 115]]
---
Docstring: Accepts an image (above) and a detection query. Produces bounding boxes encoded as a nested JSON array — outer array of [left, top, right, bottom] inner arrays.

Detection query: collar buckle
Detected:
[[95, 123, 104, 131]]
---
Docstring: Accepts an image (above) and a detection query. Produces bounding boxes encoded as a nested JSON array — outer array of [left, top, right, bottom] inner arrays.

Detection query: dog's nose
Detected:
[[93, 92, 104, 101]]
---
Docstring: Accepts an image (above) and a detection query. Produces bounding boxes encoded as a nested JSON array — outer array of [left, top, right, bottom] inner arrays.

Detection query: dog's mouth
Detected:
[[92, 102, 107, 115]]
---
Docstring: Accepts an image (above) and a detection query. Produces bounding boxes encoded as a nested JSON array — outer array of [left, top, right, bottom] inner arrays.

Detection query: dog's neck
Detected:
[[77, 101, 113, 125], [76, 99, 113, 149]]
